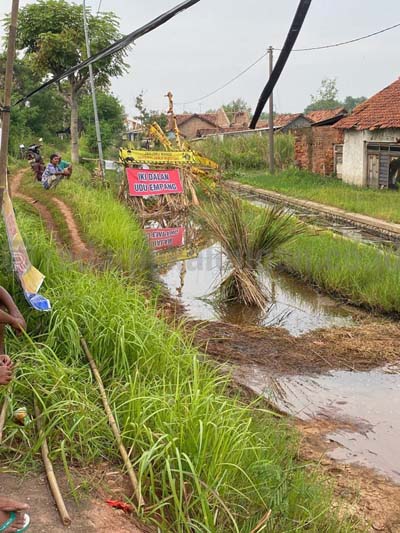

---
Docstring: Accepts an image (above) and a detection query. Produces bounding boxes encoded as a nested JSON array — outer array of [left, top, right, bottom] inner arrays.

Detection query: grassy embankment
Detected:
[[0, 191, 358, 530], [21, 164, 400, 316], [196, 134, 294, 171], [19, 165, 151, 276], [233, 168, 400, 224]]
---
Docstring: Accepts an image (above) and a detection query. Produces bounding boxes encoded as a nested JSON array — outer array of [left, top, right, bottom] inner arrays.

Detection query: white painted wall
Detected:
[[342, 129, 400, 187]]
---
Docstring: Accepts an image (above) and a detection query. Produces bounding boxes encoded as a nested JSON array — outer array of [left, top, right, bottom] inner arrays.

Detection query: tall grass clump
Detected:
[[0, 207, 358, 532], [196, 133, 294, 171], [199, 194, 305, 307]]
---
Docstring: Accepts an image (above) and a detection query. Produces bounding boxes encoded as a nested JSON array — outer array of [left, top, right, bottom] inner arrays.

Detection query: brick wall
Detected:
[[180, 117, 218, 139], [295, 126, 344, 175]]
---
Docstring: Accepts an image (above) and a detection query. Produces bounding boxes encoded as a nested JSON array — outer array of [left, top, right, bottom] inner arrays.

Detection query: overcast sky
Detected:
[[1, 0, 399, 118]]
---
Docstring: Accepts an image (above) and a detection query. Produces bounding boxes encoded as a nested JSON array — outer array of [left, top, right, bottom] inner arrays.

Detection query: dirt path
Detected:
[[10, 171, 63, 248], [51, 197, 92, 261], [11, 170, 95, 263], [0, 469, 148, 533]]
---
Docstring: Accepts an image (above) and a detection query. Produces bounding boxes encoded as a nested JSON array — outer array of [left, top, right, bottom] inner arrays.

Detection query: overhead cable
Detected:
[[179, 20, 400, 107], [12, 0, 201, 107], [277, 21, 400, 51], [250, 0, 313, 128]]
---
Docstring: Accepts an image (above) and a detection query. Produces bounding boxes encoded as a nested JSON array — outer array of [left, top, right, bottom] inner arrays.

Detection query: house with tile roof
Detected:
[[167, 108, 230, 139], [335, 78, 400, 188]]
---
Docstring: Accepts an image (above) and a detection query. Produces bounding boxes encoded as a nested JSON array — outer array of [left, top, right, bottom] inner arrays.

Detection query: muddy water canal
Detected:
[[150, 214, 400, 484]]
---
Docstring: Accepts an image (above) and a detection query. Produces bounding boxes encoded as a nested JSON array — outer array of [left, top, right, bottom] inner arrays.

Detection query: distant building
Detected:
[[124, 118, 144, 142], [295, 108, 348, 177], [335, 78, 400, 188], [273, 113, 313, 132], [168, 108, 230, 139]]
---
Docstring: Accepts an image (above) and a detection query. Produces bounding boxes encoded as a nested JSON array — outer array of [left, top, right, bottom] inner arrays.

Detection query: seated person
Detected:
[[56, 154, 73, 178], [41, 154, 69, 190]]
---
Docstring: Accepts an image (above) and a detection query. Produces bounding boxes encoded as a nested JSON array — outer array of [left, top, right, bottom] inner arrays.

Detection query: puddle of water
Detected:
[[238, 364, 400, 483], [160, 241, 355, 335]]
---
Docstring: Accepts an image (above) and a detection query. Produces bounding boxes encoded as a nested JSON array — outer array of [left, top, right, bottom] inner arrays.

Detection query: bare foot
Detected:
[[0, 497, 29, 532], [0, 365, 12, 386]]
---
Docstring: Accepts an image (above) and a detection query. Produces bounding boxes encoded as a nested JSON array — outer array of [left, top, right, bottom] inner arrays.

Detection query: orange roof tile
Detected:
[[306, 107, 346, 123], [274, 113, 303, 128], [336, 78, 400, 130]]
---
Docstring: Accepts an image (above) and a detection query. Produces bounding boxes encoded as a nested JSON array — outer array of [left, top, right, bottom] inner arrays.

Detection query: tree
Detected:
[[0, 54, 65, 154], [305, 78, 342, 113], [134, 92, 168, 130], [15, 0, 128, 163], [222, 98, 251, 121], [343, 95, 367, 112], [80, 91, 125, 154]]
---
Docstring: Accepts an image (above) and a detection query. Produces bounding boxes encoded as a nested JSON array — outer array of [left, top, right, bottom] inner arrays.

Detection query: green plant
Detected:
[[199, 194, 305, 307], [0, 204, 359, 532], [196, 134, 294, 171], [234, 168, 400, 224]]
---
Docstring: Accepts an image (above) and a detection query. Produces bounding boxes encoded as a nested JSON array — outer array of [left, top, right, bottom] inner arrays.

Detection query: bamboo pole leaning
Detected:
[[34, 398, 72, 526], [80, 337, 145, 509]]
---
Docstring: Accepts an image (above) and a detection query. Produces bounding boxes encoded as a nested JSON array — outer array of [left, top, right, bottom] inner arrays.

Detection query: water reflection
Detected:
[[160, 242, 354, 336], [237, 364, 400, 483]]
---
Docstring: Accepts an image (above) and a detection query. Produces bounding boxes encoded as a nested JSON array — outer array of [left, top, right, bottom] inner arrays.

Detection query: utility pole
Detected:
[[0, 0, 19, 209], [268, 46, 275, 174], [82, 0, 105, 180]]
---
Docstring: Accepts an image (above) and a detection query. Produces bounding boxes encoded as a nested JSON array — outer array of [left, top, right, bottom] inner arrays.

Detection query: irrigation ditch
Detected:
[[4, 166, 400, 531], [149, 184, 400, 528]]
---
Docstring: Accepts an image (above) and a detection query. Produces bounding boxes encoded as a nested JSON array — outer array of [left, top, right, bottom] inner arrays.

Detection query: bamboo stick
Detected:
[[0, 395, 9, 443], [80, 337, 145, 508], [34, 399, 72, 526]]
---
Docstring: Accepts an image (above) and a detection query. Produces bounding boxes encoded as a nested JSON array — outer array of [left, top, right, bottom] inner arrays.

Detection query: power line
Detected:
[[96, 0, 103, 15], [178, 21, 400, 107], [177, 52, 268, 106], [13, 0, 201, 107], [278, 21, 400, 51], [250, 0, 312, 128]]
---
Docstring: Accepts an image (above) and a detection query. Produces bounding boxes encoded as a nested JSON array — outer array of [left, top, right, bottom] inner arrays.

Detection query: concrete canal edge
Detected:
[[225, 180, 400, 241]]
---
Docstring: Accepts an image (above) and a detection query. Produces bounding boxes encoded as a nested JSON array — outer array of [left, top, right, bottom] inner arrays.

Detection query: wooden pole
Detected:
[[80, 337, 145, 508], [0, 0, 19, 210], [268, 46, 275, 174], [34, 399, 72, 526]]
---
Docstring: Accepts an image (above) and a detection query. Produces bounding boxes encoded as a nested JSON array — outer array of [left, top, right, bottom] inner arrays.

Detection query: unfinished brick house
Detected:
[[335, 78, 400, 188], [295, 108, 347, 176], [168, 108, 230, 139]]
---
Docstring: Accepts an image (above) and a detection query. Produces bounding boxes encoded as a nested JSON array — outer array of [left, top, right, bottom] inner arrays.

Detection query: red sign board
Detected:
[[145, 227, 185, 251], [127, 168, 183, 196]]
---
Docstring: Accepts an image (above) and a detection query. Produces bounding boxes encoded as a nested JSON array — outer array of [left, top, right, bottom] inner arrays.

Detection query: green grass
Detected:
[[20, 166, 152, 278], [196, 134, 294, 171], [0, 202, 359, 531], [233, 168, 400, 224], [279, 230, 400, 314]]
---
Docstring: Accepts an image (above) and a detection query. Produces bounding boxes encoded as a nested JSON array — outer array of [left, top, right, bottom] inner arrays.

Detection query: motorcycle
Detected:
[[26, 143, 45, 181]]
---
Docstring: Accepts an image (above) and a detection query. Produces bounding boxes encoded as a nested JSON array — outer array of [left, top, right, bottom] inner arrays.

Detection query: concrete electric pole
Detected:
[[268, 46, 275, 174], [82, 0, 105, 180], [0, 0, 19, 209]]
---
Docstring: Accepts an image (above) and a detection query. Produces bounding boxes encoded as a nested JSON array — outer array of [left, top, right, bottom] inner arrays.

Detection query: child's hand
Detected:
[[0, 365, 12, 386], [10, 315, 26, 335], [0, 355, 12, 368]]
